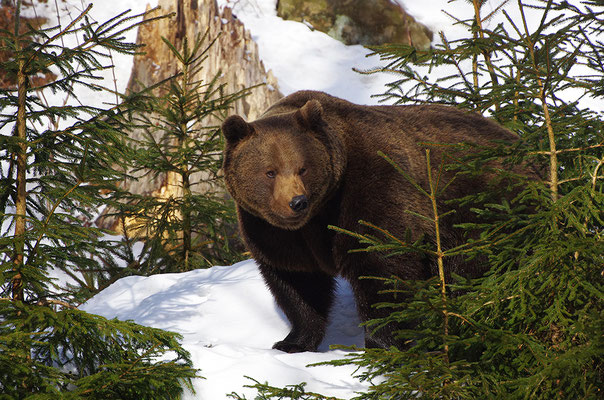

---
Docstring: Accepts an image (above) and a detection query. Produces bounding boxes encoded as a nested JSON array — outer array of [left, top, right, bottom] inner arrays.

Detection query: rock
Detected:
[[277, 0, 432, 49]]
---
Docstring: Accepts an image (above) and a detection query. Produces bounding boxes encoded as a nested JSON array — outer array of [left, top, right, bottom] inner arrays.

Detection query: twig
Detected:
[[528, 143, 604, 155], [426, 149, 450, 366], [36, 299, 77, 309], [592, 156, 604, 191], [518, 0, 559, 201], [0, 297, 77, 310], [472, 0, 500, 110]]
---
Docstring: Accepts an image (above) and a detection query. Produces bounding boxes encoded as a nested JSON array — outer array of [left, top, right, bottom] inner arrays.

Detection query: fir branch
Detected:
[[26, 3, 93, 69], [591, 156, 604, 190], [528, 142, 604, 155], [518, 0, 559, 200], [378, 151, 429, 197], [26, 177, 83, 267], [35, 298, 77, 309], [440, 32, 474, 94], [472, 0, 501, 106], [425, 148, 450, 366]]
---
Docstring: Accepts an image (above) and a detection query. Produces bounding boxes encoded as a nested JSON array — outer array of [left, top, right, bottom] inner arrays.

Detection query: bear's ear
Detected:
[[222, 115, 254, 144], [296, 99, 324, 130]]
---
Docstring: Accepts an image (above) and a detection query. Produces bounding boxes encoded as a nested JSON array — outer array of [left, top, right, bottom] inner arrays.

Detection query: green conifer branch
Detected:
[[472, 0, 502, 106], [517, 0, 559, 201], [425, 148, 450, 366]]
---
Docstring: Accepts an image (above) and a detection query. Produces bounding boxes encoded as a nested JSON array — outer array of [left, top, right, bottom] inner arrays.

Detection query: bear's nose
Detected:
[[289, 195, 308, 212]]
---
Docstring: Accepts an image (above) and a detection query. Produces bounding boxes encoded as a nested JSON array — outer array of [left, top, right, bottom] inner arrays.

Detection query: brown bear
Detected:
[[221, 90, 522, 353]]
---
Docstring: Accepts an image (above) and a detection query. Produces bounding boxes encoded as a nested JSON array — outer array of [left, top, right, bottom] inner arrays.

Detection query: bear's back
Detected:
[[266, 90, 517, 149]]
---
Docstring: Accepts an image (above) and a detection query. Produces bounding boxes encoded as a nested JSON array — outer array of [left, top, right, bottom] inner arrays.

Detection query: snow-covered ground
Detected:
[[82, 260, 367, 399], [19, 0, 599, 398]]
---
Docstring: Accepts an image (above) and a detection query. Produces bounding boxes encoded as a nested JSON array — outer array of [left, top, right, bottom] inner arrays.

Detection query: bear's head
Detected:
[[222, 99, 346, 230]]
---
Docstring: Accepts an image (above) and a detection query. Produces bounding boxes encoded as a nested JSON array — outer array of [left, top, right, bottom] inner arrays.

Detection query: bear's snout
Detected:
[[289, 195, 308, 213], [271, 173, 308, 221]]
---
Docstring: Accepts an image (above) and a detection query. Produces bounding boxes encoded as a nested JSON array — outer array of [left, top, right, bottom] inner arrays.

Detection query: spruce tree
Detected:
[[0, 2, 197, 397], [111, 31, 252, 274]]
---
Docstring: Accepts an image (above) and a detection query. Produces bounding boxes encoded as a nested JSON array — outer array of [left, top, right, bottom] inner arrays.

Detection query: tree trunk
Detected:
[[13, 3, 27, 301]]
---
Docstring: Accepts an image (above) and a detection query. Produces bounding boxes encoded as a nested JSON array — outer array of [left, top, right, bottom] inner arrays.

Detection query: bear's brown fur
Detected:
[[222, 90, 523, 352]]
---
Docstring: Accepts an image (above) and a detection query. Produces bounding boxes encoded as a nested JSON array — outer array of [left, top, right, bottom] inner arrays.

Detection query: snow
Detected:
[[81, 260, 367, 399], [17, 0, 600, 398], [218, 0, 394, 104]]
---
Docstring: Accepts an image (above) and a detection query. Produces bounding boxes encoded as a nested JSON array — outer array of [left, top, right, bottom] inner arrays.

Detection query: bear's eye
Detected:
[[266, 170, 276, 179], [299, 167, 307, 176]]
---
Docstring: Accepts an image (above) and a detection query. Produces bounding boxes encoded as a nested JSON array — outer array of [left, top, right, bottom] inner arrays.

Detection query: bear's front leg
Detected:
[[259, 264, 336, 353], [340, 250, 428, 350]]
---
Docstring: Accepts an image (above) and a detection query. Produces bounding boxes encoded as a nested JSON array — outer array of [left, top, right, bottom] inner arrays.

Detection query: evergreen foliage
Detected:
[[0, 301, 196, 399], [235, 0, 603, 399], [228, 378, 341, 400], [0, 2, 198, 397], [111, 32, 252, 274]]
